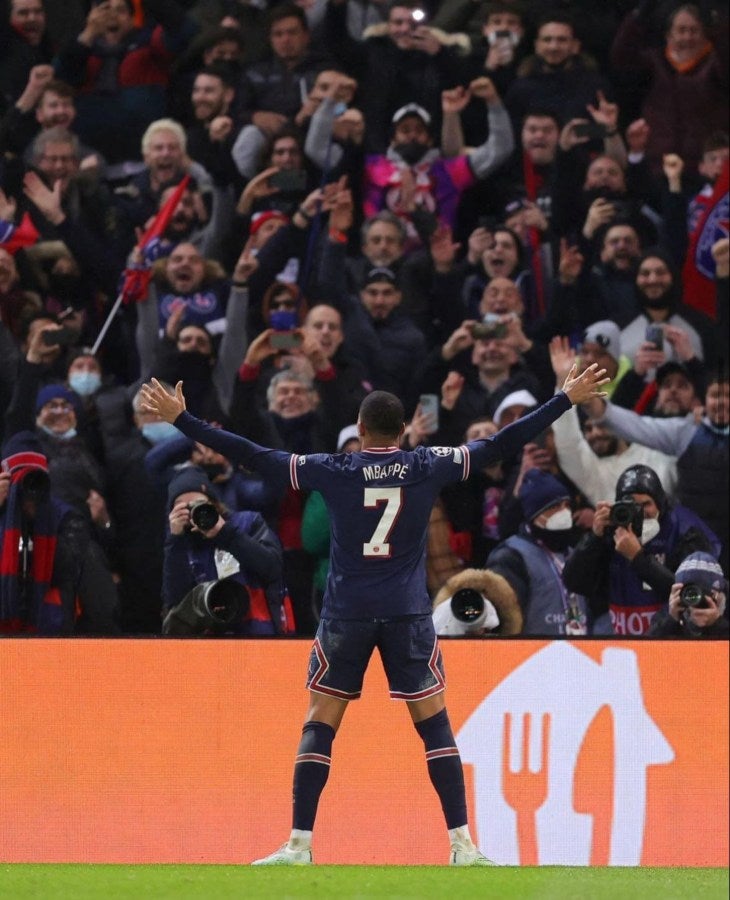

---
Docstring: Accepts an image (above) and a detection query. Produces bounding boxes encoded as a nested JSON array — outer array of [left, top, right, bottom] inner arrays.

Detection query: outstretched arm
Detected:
[[468, 363, 609, 466], [139, 379, 292, 479]]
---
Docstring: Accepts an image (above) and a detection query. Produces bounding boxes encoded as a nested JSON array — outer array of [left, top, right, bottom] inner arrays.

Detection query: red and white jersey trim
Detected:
[[290, 453, 301, 490], [458, 445, 470, 481]]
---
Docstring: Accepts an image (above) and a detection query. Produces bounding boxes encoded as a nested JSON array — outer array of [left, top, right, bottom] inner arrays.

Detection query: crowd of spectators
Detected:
[[0, 0, 727, 638]]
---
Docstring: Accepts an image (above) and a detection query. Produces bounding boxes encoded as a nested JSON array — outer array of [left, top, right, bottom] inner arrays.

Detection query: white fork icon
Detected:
[[501, 712, 551, 866]]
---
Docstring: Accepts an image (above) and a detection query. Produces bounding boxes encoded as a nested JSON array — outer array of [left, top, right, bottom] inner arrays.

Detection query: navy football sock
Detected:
[[292, 721, 335, 831], [414, 708, 468, 830]]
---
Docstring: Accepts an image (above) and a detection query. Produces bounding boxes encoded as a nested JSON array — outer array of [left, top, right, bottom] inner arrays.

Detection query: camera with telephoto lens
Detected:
[[451, 588, 486, 624], [678, 583, 708, 609], [162, 577, 249, 635], [187, 499, 219, 532], [609, 499, 643, 533], [432, 587, 500, 635]]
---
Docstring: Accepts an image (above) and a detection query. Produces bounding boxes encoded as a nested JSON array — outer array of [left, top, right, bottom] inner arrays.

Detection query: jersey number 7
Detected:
[[363, 487, 402, 558]]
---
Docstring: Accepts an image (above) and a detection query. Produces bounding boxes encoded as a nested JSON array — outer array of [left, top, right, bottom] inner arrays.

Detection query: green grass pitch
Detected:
[[2, 865, 727, 899]]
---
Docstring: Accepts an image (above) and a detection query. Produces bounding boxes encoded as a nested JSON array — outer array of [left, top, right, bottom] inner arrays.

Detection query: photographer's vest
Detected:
[[607, 504, 720, 636], [504, 535, 588, 636]]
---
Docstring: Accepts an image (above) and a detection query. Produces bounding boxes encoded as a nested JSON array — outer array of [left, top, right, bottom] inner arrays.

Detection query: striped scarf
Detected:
[[0, 451, 62, 633]]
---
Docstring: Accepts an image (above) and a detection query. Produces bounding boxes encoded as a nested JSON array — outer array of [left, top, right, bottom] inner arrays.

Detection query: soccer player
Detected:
[[140, 363, 608, 866]]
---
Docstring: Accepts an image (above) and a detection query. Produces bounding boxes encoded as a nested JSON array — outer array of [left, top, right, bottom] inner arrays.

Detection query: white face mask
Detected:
[[141, 421, 179, 445], [68, 371, 101, 397], [39, 425, 77, 441], [640, 517, 661, 545], [543, 507, 573, 531]]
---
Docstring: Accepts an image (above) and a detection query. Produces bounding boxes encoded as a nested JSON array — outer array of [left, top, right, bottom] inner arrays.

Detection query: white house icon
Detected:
[[458, 644, 674, 865]]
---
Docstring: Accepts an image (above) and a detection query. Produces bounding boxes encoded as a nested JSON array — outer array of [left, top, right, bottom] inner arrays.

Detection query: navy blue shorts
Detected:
[[306, 615, 445, 701]]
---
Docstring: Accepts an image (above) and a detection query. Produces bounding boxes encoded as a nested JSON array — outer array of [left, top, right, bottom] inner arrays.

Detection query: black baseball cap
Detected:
[[363, 266, 398, 287]]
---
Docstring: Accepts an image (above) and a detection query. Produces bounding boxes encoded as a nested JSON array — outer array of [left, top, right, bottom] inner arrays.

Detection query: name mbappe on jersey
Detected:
[[362, 461, 409, 481], [287, 445, 470, 619]]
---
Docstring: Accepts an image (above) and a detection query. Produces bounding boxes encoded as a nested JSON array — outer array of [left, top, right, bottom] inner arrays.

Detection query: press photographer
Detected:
[[647, 552, 729, 638], [432, 568, 522, 636], [162, 467, 294, 635], [563, 464, 720, 636]]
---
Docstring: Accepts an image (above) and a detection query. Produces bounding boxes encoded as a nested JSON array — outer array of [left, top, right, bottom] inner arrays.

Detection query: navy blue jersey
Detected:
[[173, 392, 572, 619], [291, 443, 469, 618]]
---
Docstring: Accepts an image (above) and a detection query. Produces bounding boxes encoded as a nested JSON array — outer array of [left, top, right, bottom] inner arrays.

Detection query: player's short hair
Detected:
[[358, 391, 404, 438]]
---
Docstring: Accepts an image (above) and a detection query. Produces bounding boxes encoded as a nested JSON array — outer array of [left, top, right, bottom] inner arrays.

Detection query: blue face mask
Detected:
[[68, 371, 101, 397], [269, 308, 298, 331], [142, 421, 179, 444], [39, 425, 77, 440]]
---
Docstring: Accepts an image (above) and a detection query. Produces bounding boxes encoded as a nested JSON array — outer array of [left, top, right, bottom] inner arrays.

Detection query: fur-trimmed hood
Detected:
[[363, 22, 471, 56], [433, 568, 523, 636], [516, 51, 599, 79]]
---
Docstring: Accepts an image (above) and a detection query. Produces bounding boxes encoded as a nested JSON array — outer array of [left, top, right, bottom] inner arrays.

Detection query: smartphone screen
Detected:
[[270, 170, 307, 192], [270, 331, 302, 350], [419, 394, 439, 435], [645, 325, 664, 351]]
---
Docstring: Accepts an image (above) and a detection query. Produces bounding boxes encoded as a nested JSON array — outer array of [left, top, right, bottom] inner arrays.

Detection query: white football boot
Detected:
[[251, 843, 313, 866], [449, 843, 495, 866]]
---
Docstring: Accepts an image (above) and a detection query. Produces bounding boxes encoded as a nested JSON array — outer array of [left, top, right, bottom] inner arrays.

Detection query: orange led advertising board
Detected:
[[0, 639, 726, 866]]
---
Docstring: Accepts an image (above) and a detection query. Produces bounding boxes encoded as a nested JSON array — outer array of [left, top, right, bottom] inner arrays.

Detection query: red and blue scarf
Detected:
[[0, 451, 63, 633]]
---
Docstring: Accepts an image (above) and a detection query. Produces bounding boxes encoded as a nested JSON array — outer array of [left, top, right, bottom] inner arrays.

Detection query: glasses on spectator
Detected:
[[270, 298, 297, 310]]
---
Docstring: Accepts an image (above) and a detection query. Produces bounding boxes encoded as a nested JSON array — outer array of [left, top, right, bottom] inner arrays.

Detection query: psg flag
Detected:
[[120, 174, 190, 304], [682, 159, 729, 319]]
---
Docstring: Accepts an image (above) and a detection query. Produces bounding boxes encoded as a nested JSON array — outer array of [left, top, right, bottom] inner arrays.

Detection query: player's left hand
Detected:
[[562, 363, 610, 405]]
